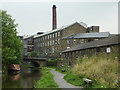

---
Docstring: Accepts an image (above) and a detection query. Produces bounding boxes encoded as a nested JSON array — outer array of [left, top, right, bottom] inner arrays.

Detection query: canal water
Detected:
[[2, 67, 42, 88]]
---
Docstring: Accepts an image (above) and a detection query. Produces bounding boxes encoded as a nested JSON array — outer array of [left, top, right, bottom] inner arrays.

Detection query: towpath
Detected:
[[50, 69, 82, 88]]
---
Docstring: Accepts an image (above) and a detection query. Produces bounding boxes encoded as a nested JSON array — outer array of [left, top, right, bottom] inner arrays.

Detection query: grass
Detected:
[[55, 67, 69, 74], [64, 70, 105, 88], [34, 67, 59, 88], [64, 47, 119, 88]]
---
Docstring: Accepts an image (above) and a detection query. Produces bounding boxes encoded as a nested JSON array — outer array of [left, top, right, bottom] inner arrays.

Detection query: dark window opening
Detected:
[[96, 48, 101, 52], [88, 39, 92, 42]]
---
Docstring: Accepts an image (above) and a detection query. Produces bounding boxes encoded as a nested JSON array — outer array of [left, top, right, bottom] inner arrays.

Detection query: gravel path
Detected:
[[50, 69, 82, 88]]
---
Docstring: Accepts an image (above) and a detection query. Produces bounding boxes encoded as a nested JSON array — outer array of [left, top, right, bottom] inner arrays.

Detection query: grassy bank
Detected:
[[34, 67, 58, 88], [64, 48, 119, 88]]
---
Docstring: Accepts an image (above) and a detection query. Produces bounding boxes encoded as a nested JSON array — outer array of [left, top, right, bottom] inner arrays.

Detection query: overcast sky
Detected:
[[1, 1, 118, 35]]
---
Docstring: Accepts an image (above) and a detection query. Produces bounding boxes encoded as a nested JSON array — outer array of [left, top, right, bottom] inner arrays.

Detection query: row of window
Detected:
[[44, 47, 59, 54], [35, 31, 60, 42], [67, 39, 84, 45], [38, 39, 60, 47], [65, 47, 110, 58], [66, 38, 99, 45]]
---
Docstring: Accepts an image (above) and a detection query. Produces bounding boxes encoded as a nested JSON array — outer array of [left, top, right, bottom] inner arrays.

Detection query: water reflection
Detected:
[[2, 67, 42, 88], [9, 73, 20, 81]]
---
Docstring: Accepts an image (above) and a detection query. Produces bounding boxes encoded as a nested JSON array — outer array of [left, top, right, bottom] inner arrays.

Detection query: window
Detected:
[[53, 33, 54, 38], [45, 42, 46, 47], [67, 40, 70, 44], [58, 31, 60, 37], [55, 47, 57, 52], [106, 47, 111, 53], [80, 51, 81, 56], [89, 49, 92, 56], [58, 39, 60, 44], [43, 42, 44, 47], [48, 35, 49, 39], [48, 41, 49, 46], [67, 47, 70, 49], [94, 39, 99, 41], [29, 46, 32, 50], [96, 48, 101, 52], [41, 43, 42, 47], [55, 39, 57, 44], [88, 39, 92, 42], [50, 40, 52, 46], [37, 44, 39, 48], [73, 39, 76, 44], [45, 36, 46, 40], [81, 39, 84, 43], [49, 48, 52, 53], [53, 40, 54, 45], [45, 49, 46, 53], [52, 48, 54, 53], [50, 34, 51, 38], [55, 32, 57, 37], [47, 48, 49, 53]]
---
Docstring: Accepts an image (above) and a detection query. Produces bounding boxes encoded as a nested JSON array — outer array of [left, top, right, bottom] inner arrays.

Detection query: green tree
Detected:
[[1, 10, 23, 68], [30, 51, 37, 57]]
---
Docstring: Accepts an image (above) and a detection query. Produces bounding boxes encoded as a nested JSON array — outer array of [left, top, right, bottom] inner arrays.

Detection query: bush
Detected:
[[46, 59, 57, 66], [30, 51, 37, 57]]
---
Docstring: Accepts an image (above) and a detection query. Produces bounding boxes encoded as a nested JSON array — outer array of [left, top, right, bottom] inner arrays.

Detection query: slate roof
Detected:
[[62, 32, 110, 39], [23, 34, 39, 40], [62, 35, 120, 53], [23, 35, 33, 40], [33, 22, 87, 39]]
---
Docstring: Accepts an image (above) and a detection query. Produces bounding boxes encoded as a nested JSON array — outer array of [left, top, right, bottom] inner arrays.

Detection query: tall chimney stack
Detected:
[[52, 5, 57, 30]]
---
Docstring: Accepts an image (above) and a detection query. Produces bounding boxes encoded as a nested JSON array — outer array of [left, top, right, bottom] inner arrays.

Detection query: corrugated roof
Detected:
[[33, 22, 87, 39], [62, 35, 120, 53], [62, 32, 110, 39]]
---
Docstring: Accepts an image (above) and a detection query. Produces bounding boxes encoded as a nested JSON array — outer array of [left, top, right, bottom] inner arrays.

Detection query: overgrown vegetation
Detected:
[[64, 47, 119, 88], [34, 67, 58, 88]]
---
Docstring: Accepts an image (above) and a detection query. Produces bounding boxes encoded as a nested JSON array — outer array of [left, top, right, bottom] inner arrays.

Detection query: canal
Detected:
[[2, 67, 42, 88]]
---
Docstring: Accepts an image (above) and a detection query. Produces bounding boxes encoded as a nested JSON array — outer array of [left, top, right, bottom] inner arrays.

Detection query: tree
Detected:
[[1, 10, 23, 68], [30, 51, 37, 57]]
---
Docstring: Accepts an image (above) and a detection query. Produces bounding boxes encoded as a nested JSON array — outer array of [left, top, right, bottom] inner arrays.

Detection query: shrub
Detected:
[[30, 51, 37, 57], [46, 59, 57, 66]]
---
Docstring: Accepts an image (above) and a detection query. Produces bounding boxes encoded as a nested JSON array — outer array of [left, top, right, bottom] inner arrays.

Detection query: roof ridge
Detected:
[[34, 21, 86, 38]]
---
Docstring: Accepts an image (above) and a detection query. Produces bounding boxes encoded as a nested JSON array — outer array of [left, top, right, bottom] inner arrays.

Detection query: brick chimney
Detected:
[[52, 5, 57, 30]]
